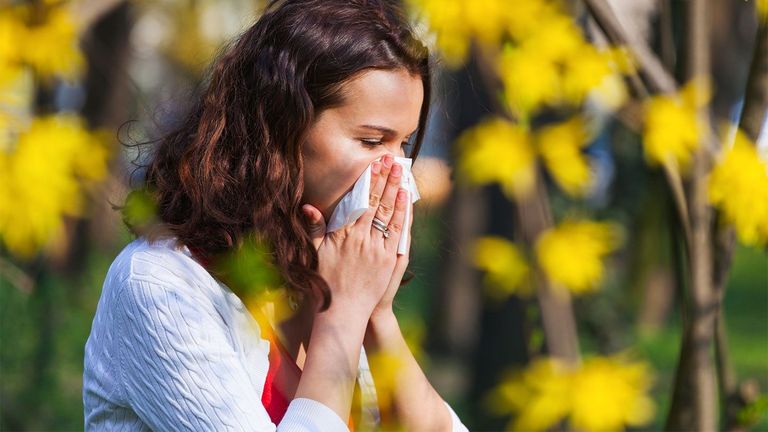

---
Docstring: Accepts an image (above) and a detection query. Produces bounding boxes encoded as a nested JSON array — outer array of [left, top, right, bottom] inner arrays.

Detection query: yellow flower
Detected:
[[407, 0, 522, 66], [504, 1, 557, 42], [535, 220, 622, 294], [487, 354, 655, 432], [561, 43, 616, 106], [498, 44, 560, 118], [570, 354, 656, 431], [708, 128, 768, 246], [473, 236, 531, 299], [456, 117, 537, 200], [486, 357, 573, 432], [0, 11, 26, 85], [0, 115, 109, 258], [537, 116, 593, 197], [642, 78, 710, 170], [757, 0, 768, 21], [518, 15, 584, 64], [22, 6, 84, 79], [367, 351, 405, 415]]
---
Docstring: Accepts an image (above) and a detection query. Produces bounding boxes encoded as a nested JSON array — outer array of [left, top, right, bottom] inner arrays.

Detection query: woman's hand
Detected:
[[367, 157, 414, 318], [301, 154, 409, 318]]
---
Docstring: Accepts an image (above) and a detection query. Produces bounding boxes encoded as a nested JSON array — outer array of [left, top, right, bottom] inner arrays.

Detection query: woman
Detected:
[[83, 0, 468, 430]]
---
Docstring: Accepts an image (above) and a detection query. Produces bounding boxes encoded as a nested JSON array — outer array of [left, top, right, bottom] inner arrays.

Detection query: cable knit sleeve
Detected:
[[114, 277, 349, 432]]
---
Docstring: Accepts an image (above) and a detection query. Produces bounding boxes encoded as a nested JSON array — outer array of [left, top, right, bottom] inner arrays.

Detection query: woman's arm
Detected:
[[363, 311, 469, 431], [294, 299, 370, 423]]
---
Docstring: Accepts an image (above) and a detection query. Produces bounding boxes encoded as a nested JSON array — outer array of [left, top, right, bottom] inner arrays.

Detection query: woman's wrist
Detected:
[[363, 308, 401, 351]]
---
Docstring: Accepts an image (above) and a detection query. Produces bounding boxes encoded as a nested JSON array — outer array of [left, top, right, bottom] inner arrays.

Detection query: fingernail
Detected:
[[397, 189, 406, 201], [372, 162, 381, 174], [392, 164, 402, 175], [383, 155, 392, 167]]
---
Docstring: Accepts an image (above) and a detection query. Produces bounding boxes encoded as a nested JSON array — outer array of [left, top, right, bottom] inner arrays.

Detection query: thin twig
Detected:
[[582, 0, 677, 94], [0, 256, 35, 295]]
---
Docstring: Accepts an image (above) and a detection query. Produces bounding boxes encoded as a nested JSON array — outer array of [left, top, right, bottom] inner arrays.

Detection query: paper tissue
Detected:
[[326, 156, 420, 255]]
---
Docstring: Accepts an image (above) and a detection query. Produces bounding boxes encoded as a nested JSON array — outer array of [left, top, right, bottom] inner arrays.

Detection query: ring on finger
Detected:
[[372, 217, 390, 238]]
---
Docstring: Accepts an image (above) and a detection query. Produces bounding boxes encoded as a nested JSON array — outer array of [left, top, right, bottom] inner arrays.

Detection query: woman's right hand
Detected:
[[301, 154, 408, 317]]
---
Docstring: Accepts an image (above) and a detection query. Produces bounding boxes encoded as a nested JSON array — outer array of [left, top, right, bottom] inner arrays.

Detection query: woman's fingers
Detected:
[[356, 155, 391, 229], [369, 157, 391, 208], [372, 161, 402, 229], [301, 204, 326, 250], [384, 188, 408, 251]]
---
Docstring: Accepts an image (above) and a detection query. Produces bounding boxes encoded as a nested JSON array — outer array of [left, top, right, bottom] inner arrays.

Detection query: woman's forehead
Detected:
[[333, 69, 423, 134]]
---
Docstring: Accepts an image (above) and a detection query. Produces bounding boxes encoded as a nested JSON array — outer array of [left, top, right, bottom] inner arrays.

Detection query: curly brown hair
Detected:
[[123, 0, 433, 311]]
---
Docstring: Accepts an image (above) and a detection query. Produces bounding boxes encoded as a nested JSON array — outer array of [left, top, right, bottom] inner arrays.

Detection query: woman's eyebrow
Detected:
[[359, 124, 419, 136]]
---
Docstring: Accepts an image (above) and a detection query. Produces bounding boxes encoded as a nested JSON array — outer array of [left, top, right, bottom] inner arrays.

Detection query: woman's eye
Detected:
[[360, 139, 412, 148]]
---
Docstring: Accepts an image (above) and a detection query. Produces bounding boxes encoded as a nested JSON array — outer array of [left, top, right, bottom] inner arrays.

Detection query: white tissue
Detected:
[[326, 156, 420, 255]]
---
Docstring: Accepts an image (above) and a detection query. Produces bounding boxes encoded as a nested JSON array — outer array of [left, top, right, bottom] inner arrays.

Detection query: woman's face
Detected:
[[301, 68, 424, 222]]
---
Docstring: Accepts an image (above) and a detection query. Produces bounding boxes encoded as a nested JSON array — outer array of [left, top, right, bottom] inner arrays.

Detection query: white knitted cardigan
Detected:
[[83, 236, 468, 431]]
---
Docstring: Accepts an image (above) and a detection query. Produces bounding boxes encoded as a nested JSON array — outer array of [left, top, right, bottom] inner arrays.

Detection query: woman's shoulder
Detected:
[[106, 235, 213, 292]]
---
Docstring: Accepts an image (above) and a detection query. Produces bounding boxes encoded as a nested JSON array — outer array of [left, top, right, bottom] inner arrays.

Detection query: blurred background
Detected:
[[1, 0, 766, 430]]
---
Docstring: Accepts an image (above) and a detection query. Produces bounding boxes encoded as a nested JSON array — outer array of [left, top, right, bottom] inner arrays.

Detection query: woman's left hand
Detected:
[[367, 158, 414, 319]]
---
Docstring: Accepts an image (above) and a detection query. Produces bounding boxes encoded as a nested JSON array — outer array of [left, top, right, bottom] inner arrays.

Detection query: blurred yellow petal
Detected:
[[0, 115, 109, 259], [708, 127, 768, 246], [498, 44, 560, 117], [537, 116, 593, 197], [22, 6, 84, 79], [504, 1, 557, 42], [561, 44, 615, 106], [456, 117, 537, 200], [473, 236, 531, 299], [535, 220, 623, 294], [487, 358, 573, 432], [570, 354, 655, 431], [642, 79, 710, 170], [758, 0, 768, 21], [519, 15, 584, 64]]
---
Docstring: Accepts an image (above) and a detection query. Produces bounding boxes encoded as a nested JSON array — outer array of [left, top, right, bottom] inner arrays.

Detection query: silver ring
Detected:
[[372, 217, 390, 238]]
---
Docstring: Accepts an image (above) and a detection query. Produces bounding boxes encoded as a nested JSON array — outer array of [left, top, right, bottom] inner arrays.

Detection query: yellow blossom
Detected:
[[456, 117, 537, 200], [536, 116, 593, 197], [487, 354, 655, 432], [643, 78, 710, 170], [504, 1, 557, 42], [406, 0, 521, 66], [757, 0, 768, 21], [22, 6, 84, 79], [561, 43, 616, 106], [708, 128, 768, 246], [570, 354, 656, 432], [518, 15, 584, 64], [535, 220, 623, 294], [367, 351, 405, 416], [243, 286, 297, 337], [0, 11, 26, 86], [473, 236, 531, 299], [486, 357, 573, 432], [498, 44, 560, 118], [0, 115, 109, 258]]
